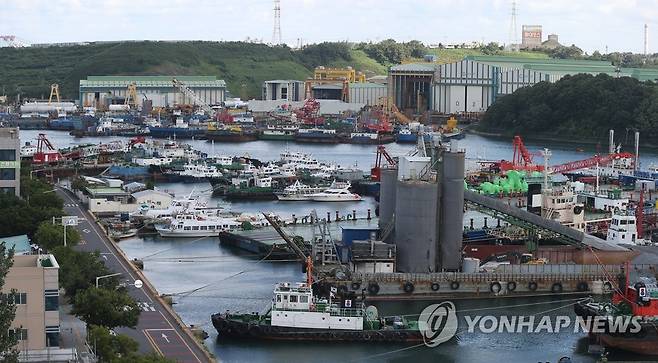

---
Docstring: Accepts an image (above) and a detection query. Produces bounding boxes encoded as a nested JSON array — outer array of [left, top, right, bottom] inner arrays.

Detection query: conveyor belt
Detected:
[[464, 190, 628, 252]]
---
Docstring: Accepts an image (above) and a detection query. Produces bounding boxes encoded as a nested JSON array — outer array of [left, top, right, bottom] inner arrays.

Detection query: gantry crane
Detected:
[[172, 78, 214, 116], [124, 82, 139, 108], [48, 84, 60, 104]]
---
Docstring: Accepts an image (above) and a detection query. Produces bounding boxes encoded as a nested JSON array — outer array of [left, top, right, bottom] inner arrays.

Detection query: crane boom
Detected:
[[172, 78, 214, 115], [550, 152, 634, 174], [261, 213, 308, 261]]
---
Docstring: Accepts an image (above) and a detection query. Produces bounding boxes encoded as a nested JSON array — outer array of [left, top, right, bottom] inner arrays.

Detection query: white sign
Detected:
[[344, 299, 352, 308], [639, 287, 647, 297], [62, 216, 79, 226], [134, 279, 143, 289]]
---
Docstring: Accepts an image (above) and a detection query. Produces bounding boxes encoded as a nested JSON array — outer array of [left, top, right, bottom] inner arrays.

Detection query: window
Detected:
[[9, 328, 27, 341], [209, 225, 216, 230], [276, 295, 281, 302], [192, 226, 199, 231], [45, 290, 59, 311], [11, 293, 27, 305], [290, 295, 298, 303], [183, 226, 191, 231], [200, 226, 207, 230], [0, 168, 15, 180], [45, 326, 59, 347], [0, 187, 15, 195], [0, 150, 16, 161], [300, 295, 308, 303]]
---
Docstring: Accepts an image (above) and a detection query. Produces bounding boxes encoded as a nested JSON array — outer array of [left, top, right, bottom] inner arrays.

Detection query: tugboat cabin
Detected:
[[271, 282, 364, 330]]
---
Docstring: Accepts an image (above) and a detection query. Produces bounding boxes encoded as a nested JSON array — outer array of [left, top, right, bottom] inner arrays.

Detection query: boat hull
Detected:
[[149, 127, 204, 139], [575, 300, 658, 356], [396, 134, 418, 143], [154, 228, 220, 238], [294, 135, 340, 144], [211, 314, 423, 342], [206, 132, 258, 142], [310, 196, 362, 202]]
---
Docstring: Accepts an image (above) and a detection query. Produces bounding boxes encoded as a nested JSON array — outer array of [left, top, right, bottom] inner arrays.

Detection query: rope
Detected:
[[140, 235, 210, 260], [587, 245, 634, 305], [171, 244, 276, 297]]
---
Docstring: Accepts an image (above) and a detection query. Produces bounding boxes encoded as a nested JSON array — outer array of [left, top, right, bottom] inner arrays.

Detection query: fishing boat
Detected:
[[348, 132, 394, 145], [396, 128, 417, 143], [309, 181, 361, 202], [275, 181, 326, 201], [211, 259, 422, 342], [260, 124, 298, 141], [154, 212, 241, 237], [575, 275, 658, 356], [148, 118, 205, 139], [295, 128, 339, 144], [165, 162, 223, 182], [206, 125, 259, 142]]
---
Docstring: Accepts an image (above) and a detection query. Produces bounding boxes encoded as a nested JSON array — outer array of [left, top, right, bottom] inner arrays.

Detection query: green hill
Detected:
[[0, 40, 548, 101]]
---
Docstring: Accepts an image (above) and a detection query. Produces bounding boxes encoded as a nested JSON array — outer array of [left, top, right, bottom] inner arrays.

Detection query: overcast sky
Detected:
[[1, 0, 656, 53]]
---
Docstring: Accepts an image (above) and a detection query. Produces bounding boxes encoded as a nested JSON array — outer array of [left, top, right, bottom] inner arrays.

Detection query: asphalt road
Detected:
[[56, 186, 210, 363]]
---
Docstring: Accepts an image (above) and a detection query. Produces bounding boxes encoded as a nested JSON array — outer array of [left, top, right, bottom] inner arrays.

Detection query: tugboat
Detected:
[[211, 258, 423, 342], [575, 271, 658, 356]]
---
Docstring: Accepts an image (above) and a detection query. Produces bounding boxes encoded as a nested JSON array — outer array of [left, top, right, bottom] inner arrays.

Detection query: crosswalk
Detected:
[[64, 203, 78, 207], [137, 301, 156, 312]]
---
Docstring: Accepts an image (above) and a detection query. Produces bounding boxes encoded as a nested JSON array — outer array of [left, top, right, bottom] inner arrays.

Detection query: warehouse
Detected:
[[348, 82, 387, 105], [389, 55, 658, 115], [79, 76, 226, 108], [262, 80, 304, 102]]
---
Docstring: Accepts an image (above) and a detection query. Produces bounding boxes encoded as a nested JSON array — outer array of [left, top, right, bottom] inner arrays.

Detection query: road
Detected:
[[56, 186, 211, 363]]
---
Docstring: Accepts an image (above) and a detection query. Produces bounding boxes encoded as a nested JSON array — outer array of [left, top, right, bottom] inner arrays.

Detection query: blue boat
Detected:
[[395, 128, 417, 143]]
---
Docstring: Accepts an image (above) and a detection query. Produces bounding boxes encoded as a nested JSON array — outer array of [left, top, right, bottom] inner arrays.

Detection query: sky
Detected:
[[1, 0, 656, 53]]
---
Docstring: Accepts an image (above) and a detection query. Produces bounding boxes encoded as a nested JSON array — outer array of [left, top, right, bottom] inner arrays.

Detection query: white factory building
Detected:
[[262, 80, 305, 102], [388, 55, 636, 115], [79, 76, 226, 108]]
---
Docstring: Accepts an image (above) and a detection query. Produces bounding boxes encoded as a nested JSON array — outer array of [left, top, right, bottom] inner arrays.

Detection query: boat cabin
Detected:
[[607, 212, 638, 245]]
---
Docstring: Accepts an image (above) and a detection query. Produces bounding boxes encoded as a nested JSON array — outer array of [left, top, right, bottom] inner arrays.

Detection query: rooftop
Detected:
[[0, 235, 30, 255], [80, 75, 226, 88], [85, 186, 131, 197], [132, 189, 173, 199], [390, 63, 438, 73]]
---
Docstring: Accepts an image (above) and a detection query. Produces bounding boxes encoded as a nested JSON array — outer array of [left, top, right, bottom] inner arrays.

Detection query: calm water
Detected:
[[21, 130, 658, 362]]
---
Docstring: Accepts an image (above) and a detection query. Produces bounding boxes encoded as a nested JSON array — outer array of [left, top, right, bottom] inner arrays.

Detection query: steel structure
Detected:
[[172, 78, 214, 115], [48, 84, 60, 104], [272, 0, 282, 45]]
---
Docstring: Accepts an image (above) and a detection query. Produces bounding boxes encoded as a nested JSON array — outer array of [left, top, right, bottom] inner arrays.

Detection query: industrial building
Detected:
[[262, 80, 304, 102], [390, 55, 658, 115], [521, 25, 543, 49], [79, 76, 226, 108], [379, 143, 465, 273], [348, 83, 387, 105], [0, 127, 20, 197]]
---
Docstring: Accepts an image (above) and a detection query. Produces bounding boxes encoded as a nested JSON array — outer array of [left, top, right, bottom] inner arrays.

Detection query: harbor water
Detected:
[[20, 130, 658, 362]]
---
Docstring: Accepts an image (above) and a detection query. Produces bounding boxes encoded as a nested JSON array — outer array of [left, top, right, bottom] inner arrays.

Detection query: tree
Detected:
[[73, 288, 140, 329], [34, 221, 80, 250], [145, 180, 155, 190], [52, 247, 115, 298], [88, 325, 138, 362], [0, 243, 18, 363]]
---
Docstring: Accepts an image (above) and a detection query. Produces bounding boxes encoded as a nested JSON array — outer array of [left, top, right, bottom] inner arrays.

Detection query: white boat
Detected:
[[20, 143, 38, 158], [175, 162, 223, 179], [275, 181, 327, 201], [606, 210, 651, 246], [309, 181, 362, 202], [155, 212, 241, 237]]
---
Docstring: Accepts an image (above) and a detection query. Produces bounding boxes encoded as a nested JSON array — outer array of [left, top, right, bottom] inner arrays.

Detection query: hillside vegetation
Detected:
[[0, 40, 561, 101], [479, 73, 658, 141]]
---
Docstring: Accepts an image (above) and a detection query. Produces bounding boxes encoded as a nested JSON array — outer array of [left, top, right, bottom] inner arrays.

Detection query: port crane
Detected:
[[124, 82, 139, 108], [172, 78, 214, 116], [498, 135, 635, 174], [294, 98, 324, 125], [371, 145, 396, 181], [32, 134, 62, 164], [48, 84, 60, 104]]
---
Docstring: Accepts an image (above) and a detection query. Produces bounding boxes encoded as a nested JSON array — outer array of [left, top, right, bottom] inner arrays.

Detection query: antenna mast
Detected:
[[272, 0, 282, 45]]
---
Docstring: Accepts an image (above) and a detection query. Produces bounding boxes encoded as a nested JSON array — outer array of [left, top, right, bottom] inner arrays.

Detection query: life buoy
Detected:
[[367, 282, 380, 295], [450, 281, 460, 290], [551, 282, 563, 294], [507, 281, 517, 292], [490, 281, 502, 294], [576, 281, 589, 292], [351, 281, 361, 290], [403, 281, 415, 294], [431, 282, 440, 291], [528, 281, 538, 291]]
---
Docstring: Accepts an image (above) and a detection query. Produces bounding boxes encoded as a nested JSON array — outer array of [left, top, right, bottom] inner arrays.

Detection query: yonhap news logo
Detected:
[[418, 302, 458, 347]]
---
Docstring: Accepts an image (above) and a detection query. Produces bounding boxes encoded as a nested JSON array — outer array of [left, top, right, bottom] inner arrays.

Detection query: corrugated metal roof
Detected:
[[80, 75, 226, 88], [263, 79, 304, 84], [465, 55, 611, 66], [390, 63, 438, 72], [348, 82, 387, 89]]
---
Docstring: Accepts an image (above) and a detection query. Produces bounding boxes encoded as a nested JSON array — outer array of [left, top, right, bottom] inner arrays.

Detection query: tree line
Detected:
[[479, 73, 658, 142], [0, 177, 171, 363]]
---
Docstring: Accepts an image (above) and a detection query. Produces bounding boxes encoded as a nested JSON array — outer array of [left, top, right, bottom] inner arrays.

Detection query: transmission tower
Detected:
[[507, 1, 519, 51], [272, 0, 282, 45]]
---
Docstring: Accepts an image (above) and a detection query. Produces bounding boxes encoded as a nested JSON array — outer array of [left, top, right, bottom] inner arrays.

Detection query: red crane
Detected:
[[499, 136, 543, 172], [32, 134, 62, 164], [550, 152, 635, 174], [294, 99, 324, 125], [371, 145, 396, 181]]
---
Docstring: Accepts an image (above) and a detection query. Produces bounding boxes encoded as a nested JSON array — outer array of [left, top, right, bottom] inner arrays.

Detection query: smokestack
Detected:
[[635, 131, 640, 171], [609, 129, 615, 155], [645, 24, 649, 57]]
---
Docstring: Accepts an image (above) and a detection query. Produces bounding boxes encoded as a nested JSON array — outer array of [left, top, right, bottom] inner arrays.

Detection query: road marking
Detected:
[[161, 333, 170, 343], [143, 330, 164, 357], [156, 312, 203, 363], [82, 228, 91, 234], [138, 302, 157, 312], [79, 240, 87, 245]]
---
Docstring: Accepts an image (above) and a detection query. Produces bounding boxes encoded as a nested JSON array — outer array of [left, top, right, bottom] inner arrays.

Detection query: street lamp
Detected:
[[52, 215, 78, 247], [96, 273, 122, 288]]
